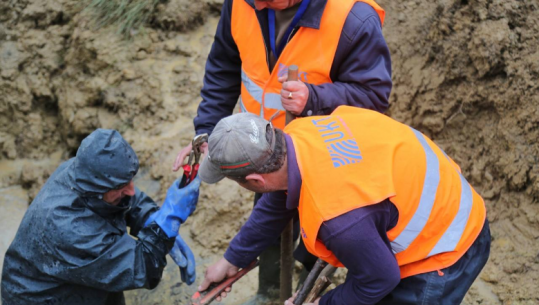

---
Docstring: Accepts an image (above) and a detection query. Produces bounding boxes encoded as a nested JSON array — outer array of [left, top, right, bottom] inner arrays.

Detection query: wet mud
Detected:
[[1, 0, 538, 304]]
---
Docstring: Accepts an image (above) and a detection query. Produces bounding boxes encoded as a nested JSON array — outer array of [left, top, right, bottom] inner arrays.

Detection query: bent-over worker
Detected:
[[173, 1, 392, 300], [197, 107, 490, 304]]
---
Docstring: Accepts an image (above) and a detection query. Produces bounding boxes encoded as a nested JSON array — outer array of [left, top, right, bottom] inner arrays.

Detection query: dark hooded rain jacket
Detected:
[[1, 129, 173, 305]]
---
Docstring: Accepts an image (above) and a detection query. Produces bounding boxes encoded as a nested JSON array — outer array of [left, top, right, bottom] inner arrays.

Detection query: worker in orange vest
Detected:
[[173, 0, 392, 301], [197, 106, 491, 304]]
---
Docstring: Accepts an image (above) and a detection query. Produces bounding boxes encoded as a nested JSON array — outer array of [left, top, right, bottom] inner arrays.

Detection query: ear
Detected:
[[245, 173, 266, 186]]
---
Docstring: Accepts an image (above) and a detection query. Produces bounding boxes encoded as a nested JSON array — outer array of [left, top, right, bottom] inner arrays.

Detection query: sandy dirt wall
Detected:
[[378, 0, 538, 304], [1, 0, 538, 304]]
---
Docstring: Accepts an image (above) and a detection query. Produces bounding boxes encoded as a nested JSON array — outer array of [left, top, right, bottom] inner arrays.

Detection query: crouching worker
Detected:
[[197, 106, 491, 305], [1, 129, 200, 305]]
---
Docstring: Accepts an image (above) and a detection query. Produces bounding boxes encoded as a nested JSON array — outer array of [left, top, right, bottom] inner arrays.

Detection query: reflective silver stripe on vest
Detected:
[[391, 128, 440, 254], [428, 173, 473, 256], [242, 70, 264, 103], [241, 70, 285, 112], [238, 97, 248, 113], [264, 93, 285, 111]]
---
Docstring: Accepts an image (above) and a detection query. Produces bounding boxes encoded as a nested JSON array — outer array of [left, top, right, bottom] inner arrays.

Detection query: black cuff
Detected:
[[138, 222, 176, 254]]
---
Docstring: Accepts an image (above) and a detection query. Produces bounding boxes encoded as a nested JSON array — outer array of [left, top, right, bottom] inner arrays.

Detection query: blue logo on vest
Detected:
[[312, 116, 362, 168], [301, 227, 307, 239]]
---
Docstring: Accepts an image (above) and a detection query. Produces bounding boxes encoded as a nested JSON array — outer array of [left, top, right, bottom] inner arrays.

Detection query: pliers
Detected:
[[179, 133, 208, 188]]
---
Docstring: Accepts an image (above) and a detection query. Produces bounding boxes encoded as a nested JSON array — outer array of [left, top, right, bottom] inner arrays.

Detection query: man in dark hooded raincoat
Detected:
[[1, 129, 200, 305]]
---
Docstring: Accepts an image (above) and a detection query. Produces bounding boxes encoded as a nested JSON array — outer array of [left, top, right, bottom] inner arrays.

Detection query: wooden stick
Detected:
[[319, 264, 337, 279], [304, 276, 331, 303], [280, 64, 299, 303], [285, 65, 298, 124], [295, 263, 337, 304], [294, 259, 328, 304], [280, 221, 294, 302]]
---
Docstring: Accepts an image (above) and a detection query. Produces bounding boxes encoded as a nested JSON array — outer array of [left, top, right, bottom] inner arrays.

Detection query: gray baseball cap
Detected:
[[199, 113, 276, 184]]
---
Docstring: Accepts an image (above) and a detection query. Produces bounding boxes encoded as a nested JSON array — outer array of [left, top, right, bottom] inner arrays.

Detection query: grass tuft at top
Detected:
[[83, 0, 160, 38]]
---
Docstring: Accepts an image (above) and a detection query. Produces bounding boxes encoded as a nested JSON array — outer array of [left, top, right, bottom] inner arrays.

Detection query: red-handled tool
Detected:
[[179, 133, 208, 188], [191, 260, 259, 305]]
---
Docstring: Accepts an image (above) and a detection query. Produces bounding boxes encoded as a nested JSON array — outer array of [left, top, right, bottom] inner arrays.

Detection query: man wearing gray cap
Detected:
[[2, 129, 201, 305], [197, 107, 490, 305]]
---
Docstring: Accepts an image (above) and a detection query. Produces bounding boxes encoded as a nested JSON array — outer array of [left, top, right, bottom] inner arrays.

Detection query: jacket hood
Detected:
[[69, 129, 139, 196]]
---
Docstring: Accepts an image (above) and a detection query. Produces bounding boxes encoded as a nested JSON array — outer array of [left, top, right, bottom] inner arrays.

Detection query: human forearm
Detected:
[[144, 177, 200, 238], [194, 0, 242, 135], [320, 272, 398, 305], [47, 225, 174, 291], [225, 191, 296, 268], [318, 246, 399, 305], [135, 223, 176, 289], [304, 78, 389, 116], [318, 204, 400, 304]]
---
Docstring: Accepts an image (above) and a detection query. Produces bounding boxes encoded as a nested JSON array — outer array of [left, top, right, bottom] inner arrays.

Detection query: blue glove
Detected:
[[144, 176, 201, 238], [169, 235, 196, 285]]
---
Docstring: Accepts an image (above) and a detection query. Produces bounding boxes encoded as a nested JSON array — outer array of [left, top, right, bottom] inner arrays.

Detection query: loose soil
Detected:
[[0, 0, 537, 304]]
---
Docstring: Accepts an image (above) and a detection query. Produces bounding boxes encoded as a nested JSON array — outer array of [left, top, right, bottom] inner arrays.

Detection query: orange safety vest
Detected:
[[284, 106, 486, 278], [231, 0, 385, 129]]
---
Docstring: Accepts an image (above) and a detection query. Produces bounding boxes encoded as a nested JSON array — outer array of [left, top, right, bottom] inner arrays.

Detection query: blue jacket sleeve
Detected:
[[194, 0, 242, 135], [302, 3, 392, 116], [318, 202, 400, 305], [224, 191, 297, 268], [125, 187, 159, 236]]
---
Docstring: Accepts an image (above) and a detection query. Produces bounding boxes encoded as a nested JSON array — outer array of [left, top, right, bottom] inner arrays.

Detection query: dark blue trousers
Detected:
[[377, 219, 491, 305]]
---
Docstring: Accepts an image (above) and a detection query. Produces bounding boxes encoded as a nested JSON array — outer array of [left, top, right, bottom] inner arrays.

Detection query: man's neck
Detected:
[[268, 154, 288, 191]]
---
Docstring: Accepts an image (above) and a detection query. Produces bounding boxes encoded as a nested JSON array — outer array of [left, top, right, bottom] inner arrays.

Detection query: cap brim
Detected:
[[199, 156, 225, 184]]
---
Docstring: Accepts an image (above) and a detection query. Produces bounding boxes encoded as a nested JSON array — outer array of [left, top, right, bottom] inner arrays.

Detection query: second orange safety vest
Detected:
[[284, 106, 486, 278], [230, 0, 385, 129]]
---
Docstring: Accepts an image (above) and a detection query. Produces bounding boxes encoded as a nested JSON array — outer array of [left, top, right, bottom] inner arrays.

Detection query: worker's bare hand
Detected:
[[279, 75, 309, 116], [215, 287, 232, 302], [284, 291, 298, 305], [172, 142, 208, 172], [284, 292, 320, 305], [198, 257, 239, 292]]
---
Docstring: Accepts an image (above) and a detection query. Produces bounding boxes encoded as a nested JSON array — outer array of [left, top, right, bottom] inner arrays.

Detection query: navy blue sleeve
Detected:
[[224, 191, 297, 268], [319, 200, 400, 305], [194, 0, 242, 135], [125, 187, 159, 236], [302, 3, 392, 116]]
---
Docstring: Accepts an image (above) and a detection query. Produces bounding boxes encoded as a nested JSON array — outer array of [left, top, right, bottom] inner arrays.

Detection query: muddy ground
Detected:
[[0, 0, 537, 304]]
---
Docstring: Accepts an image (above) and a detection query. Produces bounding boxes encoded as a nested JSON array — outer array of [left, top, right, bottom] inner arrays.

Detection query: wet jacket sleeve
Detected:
[[43, 203, 174, 292], [302, 3, 392, 116], [318, 202, 400, 305], [126, 187, 159, 236], [224, 191, 297, 268], [194, 0, 241, 136]]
